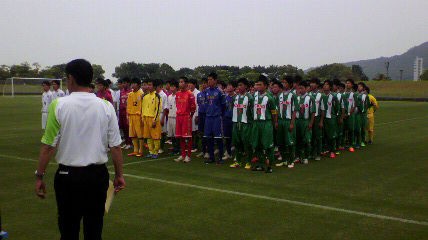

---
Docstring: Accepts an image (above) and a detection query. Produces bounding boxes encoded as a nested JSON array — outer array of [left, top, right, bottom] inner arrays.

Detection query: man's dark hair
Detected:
[[201, 77, 208, 83], [189, 78, 198, 88], [42, 80, 51, 86], [271, 79, 283, 89], [208, 72, 217, 80], [283, 75, 294, 86], [346, 78, 355, 86], [89, 83, 95, 89], [294, 75, 303, 84], [65, 59, 93, 87], [339, 82, 346, 89], [154, 79, 163, 88], [122, 77, 131, 83], [218, 80, 227, 89], [51, 80, 60, 85], [237, 77, 249, 87], [101, 79, 109, 87], [228, 80, 238, 88], [179, 76, 189, 83], [299, 80, 309, 88], [95, 77, 104, 84], [365, 86, 371, 94], [310, 77, 320, 85], [131, 77, 141, 85], [257, 74, 269, 86], [323, 80, 333, 89], [169, 79, 179, 88], [333, 78, 341, 87], [105, 79, 112, 86]]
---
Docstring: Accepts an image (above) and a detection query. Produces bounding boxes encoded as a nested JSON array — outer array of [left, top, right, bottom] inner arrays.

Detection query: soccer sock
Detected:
[[138, 139, 144, 154], [201, 135, 207, 153], [180, 138, 186, 158], [147, 138, 154, 154], [207, 137, 214, 161], [154, 139, 160, 154], [132, 138, 139, 153], [216, 138, 224, 160], [187, 138, 193, 157], [266, 147, 274, 166]]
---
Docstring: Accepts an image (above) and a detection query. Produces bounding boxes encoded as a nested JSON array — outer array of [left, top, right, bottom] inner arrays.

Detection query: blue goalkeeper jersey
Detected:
[[197, 90, 207, 114], [204, 87, 225, 117]]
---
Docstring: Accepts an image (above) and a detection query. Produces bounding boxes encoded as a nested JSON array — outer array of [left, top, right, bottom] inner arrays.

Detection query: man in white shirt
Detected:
[[188, 79, 200, 152], [41, 80, 53, 129], [51, 80, 65, 100], [35, 59, 125, 240], [165, 79, 180, 154], [157, 80, 169, 154]]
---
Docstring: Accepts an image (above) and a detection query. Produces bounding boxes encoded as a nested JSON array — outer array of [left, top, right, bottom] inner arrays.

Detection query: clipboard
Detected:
[[105, 180, 115, 213]]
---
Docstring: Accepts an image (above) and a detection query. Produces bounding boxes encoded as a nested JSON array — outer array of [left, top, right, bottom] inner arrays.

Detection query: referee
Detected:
[[35, 59, 125, 240]]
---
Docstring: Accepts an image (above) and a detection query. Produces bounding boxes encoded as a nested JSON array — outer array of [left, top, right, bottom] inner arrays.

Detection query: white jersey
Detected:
[[192, 89, 200, 117], [312, 91, 322, 117], [52, 89, 65, 100], [278, 91, 296, 120], [167, 93, 177, 118], [42, 91, 53, 113]]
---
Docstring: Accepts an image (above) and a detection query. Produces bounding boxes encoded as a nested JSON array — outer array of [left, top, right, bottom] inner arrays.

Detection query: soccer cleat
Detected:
[[158, 149, 164, 154], [335, 151, 341, 155], [222, 153, 231, 160], [124, 144, 132, 150], [293, 158, 301, 164], [174, 156, 184, 162], [251, 157, 259, 163], [183, 156, 191, 163], [315, 156, 321, 161], [196, 152, 204, 158], [277, 156, 283, 161], [127, 152, 138, 157], [136, 153, 144, 157], [349, 147, 355, 152], [121, 144, 126, 149], [288, 163, 294, 168], [145, 154, 152, 158], [275, 162, 286, 167], [165, 140, 172, 144], [303, 159, 309, 164], [361, 142, 366, 147], [214, 149, 219, 155], [244, 163, 252, 170], [204, 153, 210, 159], [231, 146, 235, 151], [265, 167, 273, 173], [216, 160, 225, 165], [329, 152, 336, 158], [229, 162, 240, 168], [252, 166, 264, 171], [191, 148, 198, 153], [151, 154, 158, 159], [368, 140, 373, 145]]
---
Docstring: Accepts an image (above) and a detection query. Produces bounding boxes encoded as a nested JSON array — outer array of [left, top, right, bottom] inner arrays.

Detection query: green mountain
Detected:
[[343, 41, 428, 80]]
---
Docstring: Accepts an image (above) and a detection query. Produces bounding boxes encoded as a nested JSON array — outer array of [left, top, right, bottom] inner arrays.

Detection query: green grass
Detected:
[[366, 81, 428, 98], [0, 96, 427, 239]]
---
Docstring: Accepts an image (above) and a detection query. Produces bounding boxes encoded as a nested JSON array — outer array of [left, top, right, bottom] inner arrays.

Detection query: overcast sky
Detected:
[[0, 0, 427, 79]]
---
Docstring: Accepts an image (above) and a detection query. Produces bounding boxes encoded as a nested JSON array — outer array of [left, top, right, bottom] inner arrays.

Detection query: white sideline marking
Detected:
[[376, 116, 428, 126], [108, 156, 175, 168]]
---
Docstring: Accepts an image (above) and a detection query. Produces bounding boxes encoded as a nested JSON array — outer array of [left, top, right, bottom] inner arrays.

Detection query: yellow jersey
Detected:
[[142, 91, 162, 120], [127, 89, 144, 115], [367, 94, 379, 115]]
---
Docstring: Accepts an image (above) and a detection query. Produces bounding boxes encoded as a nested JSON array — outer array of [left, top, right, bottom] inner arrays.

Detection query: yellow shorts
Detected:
[[129, 115, 143, 138], [143, 116, 161, 140], [367, 113, 375, 132]]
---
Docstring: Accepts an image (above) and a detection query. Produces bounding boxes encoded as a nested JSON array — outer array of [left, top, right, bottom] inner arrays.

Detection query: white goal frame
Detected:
[[2, 77, 63, 97]]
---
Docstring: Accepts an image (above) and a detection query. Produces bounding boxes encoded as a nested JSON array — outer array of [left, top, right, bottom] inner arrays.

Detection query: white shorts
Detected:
[[192, 114, 198, 132], [42, 112, 48, 129], [167, 117, 176, 137]]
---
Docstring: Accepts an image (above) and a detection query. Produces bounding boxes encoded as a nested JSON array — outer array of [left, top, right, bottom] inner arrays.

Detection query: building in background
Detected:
[[413, 57, 423, 81]]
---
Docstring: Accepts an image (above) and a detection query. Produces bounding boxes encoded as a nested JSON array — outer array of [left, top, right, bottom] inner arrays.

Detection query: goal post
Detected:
[[1, 77, 64, 96]]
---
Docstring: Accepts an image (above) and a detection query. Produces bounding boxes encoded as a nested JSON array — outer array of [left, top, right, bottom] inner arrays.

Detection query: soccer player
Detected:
[[366, 86, 379, 144], [118, 77, 132, 149], [142, 79, 162, 158], [229, 78, 254, 169], [356, 82, 369, 147], [157, 80, 169, 154], [166, 79, 180, 154], [188, 79, 200, 152], [295, 81, 315, 164], [222, 80, 237, 160], [251, 74, 278, 173], [333, 79, 345, 152], [320, 80, 339, 158], [41, 80, 53, 129], [51, 80, 65, 100], [342, 79, 357, 152], [95, 79, 113, 104], [127, 78, 144, 157], [196, 78, 208, 158], [203, 72, 226, 164], [291, 75, 302, 95], [309, 77, 323, 160], [174, 77, 196, 162], [270, 79, 282, 155], [275, 76, 298, 168]]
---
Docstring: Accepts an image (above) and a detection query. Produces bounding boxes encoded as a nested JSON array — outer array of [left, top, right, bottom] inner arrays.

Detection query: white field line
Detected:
[[1, 154, 427, 226]]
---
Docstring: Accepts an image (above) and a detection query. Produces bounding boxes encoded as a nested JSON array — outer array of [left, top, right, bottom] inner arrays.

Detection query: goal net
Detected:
[[1, 77, 64, 96]]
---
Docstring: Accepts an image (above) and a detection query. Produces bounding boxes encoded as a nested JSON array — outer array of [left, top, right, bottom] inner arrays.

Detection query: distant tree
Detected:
[[352, 65, 369, 81], [420, 69, 428, 81], [92, 64, 105, 80], [307, 63, 353, 80], [113, 62, 146, 79], [157, 63, 176, 79], [0, 65, 11, 79], [177, 67, 194, 78], [9, 62, 34, 77], [372, 73, 389, 81], [216, 69, 233, 82], [39, 64, 66, 79], [238, 70, 260, 82]]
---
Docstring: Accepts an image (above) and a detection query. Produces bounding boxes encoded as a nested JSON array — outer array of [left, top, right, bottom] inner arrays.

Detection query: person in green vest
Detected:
[[356, 82, 369, 148], [342, 79, 357, 152], [251, 74, 278, 173], [229, 78, 254, 169], [320, 80, 340, 158], [309, 77, 324, 160]]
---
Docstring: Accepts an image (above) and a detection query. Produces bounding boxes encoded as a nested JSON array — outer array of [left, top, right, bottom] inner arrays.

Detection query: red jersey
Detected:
[[96, 90, 113, 104], [175, 90, 196, 116], [119, 88, 132, 112]]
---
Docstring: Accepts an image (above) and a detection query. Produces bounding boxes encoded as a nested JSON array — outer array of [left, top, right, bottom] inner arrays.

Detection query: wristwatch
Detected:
[[35, 170, 45, 180]]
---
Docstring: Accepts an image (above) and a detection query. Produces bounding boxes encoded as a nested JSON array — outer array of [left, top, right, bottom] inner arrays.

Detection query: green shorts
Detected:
[[296, 119, 312, 144], [232, 122, 251, 148], [251, 120, 274, 150], [324, 117, 337, 140], [276, 118, 295, 147]]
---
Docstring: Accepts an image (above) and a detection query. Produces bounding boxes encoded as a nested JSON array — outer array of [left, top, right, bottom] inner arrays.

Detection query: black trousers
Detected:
[[54, 164, 109, 240]]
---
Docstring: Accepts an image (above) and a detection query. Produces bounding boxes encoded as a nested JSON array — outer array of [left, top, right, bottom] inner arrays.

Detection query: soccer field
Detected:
[[0, 97, 427, 239]]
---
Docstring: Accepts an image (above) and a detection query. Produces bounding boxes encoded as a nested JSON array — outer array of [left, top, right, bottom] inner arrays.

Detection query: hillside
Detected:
[[343, 41, 428, 80]]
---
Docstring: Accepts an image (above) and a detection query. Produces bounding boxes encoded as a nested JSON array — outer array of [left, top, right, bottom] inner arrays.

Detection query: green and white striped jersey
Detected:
[[296, 94, 315, 120], [357, 92, 369, 113], [253, 91, 277, 121], [232, 93, 253, 123], [320, 92, 339, 119], [278, 90, 298, 120], [310, 90, 323, 117], [336, 92, 344, 116], [342, 91, 356, 115]]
